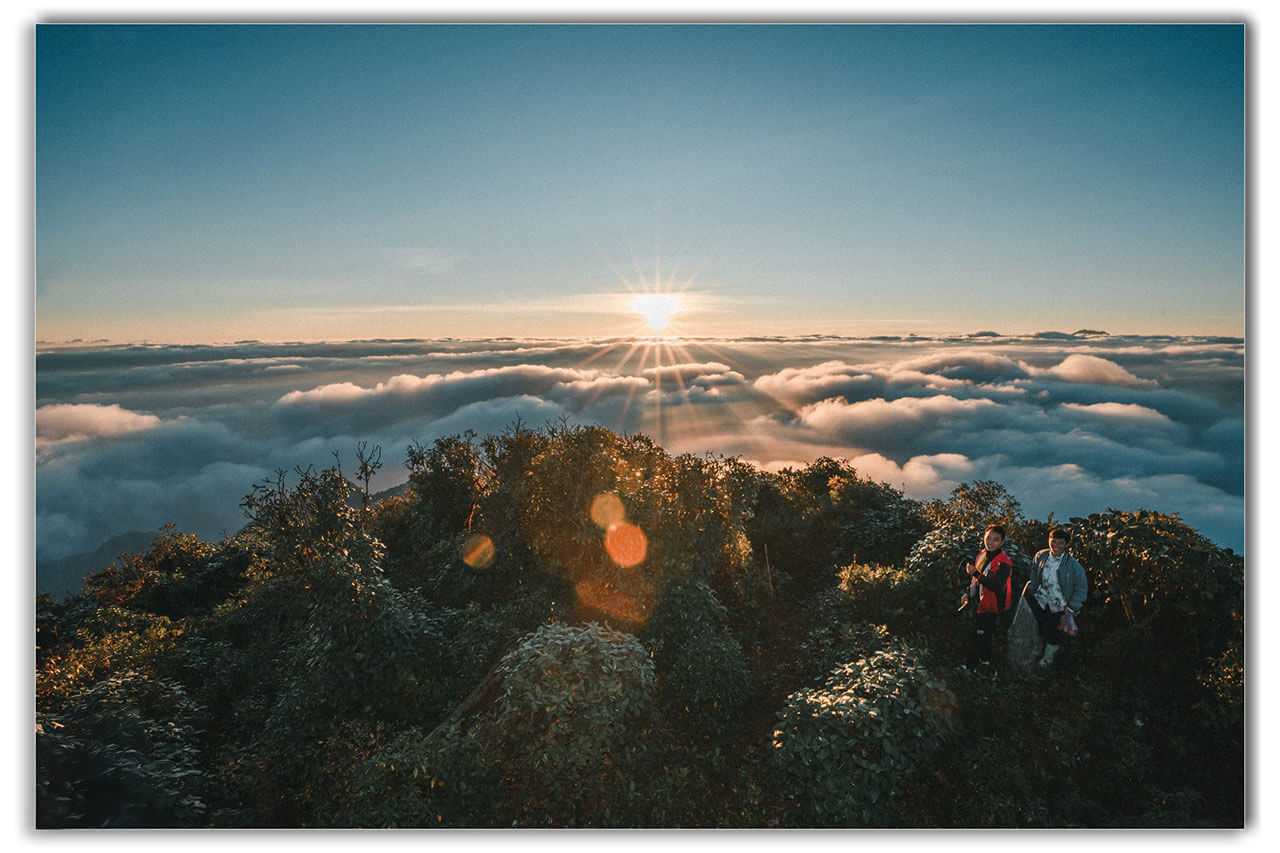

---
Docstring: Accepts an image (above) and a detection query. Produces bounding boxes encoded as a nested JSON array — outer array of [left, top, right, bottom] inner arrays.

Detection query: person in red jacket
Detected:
[[963, 524, 1014, 669]]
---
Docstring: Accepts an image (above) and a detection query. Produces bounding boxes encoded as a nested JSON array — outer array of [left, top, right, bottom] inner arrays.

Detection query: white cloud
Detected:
[[36, 403, 164, 446], [795, 394, 1001, 437], [1058, 401, 1173, 423], [753, 361, 880, 407], [1038, 354, 1153, 387]]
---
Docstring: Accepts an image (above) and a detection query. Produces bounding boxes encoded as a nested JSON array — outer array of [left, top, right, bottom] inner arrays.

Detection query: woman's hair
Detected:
[[984, 524, 1007, 540], [1049, 526, 1072, 541]]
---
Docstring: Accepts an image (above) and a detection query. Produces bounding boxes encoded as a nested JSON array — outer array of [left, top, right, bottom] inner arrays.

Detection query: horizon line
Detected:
[[34, 329, 1246, 352]]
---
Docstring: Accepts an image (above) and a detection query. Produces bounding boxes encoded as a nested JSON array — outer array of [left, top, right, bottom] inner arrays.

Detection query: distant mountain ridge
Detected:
[[38, 529, 157, 601], [37, 479, 415, 602]]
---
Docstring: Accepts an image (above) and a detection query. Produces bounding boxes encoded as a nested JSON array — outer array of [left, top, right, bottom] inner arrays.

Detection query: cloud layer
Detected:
[[36, 333, 1245, 594]]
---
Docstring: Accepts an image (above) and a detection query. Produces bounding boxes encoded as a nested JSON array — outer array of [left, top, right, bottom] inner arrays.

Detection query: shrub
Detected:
[[639, 577, 754, 738], [330, 723, 506, 828], [780, 586, 896, 688], [477, 621, 656, 825], [771, 638, 957, 826], [241, 464, 383, 574], [747, 458, 928, 593], [1065, 509, 1242, 654], [37, 671, 208, 828], [215, 549, 506, 825], [923, 480, 1026, 536]]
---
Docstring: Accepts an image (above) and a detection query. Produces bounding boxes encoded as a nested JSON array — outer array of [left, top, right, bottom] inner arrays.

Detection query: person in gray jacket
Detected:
[[1023, 526, 1087, 667]]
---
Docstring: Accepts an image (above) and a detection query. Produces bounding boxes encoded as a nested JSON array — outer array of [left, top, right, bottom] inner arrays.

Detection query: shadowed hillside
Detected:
[[35, 424, 1244, 828]]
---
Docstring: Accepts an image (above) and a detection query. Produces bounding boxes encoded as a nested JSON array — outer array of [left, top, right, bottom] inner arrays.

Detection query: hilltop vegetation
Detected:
[[35, 423, 1243, 827]]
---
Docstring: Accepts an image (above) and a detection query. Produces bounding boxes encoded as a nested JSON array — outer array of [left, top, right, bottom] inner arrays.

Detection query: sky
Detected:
[[35, 21, 1244, 342]]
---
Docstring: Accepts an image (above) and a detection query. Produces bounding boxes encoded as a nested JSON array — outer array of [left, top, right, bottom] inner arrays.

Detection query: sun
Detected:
[[632, 293, 681, 332]]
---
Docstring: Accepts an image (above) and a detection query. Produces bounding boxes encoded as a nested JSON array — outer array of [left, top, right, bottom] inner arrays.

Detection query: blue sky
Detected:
[[35, 23, 1244, 342]]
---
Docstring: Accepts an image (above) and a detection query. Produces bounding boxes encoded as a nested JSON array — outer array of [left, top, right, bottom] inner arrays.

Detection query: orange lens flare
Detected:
[[461, 533, 496, 568], [604, 521, 648, 568], [575, 579, 647, 624], [589, 492, 627, 529]]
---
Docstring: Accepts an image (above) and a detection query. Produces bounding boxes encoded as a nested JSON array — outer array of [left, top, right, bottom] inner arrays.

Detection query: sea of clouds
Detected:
[[35, 333, 1244, 597]]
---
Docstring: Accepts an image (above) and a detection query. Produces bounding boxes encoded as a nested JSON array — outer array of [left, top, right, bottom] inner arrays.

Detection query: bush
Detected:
[[331, 723, 506, 828], [746, 458, 928, 593], [476, 622, 656, 825], [770, 638, 957, 826], [640, 577, 754, 738], [37, 671, 208, 828], [923, 480, 1026, 537], [1065, 509, 1242, 653]]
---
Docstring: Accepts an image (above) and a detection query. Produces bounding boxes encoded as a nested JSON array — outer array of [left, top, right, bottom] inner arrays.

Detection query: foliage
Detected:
[[240, 464, 382, 574], [216, 552, 504, 826], [904, 523, 1034, 610], [37, 670, 208, 827], [335, 724, 505, 827], [770, 638, 957, 826], [37, 605, 188, 713], [639, 576, 755, 738], [475, 621, 657, 825], [34, 425, 1245, 828], [1065, 509, 1242, 649], [748, 457, 928, 592], [923, 480, 1026, 537]]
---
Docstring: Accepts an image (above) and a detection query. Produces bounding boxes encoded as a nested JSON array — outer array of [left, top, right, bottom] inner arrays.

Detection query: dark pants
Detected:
[[968, 611, 999, 666], [1024, 591, 1065, 648]]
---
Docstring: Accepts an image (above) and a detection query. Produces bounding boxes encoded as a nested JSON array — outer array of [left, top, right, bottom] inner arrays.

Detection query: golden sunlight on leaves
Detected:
[[461, 533, 496, 569]]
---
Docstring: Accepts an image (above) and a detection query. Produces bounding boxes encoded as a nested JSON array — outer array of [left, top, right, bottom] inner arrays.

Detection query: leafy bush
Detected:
[[469, 622, 654, 825], [1065, 509, 1242, 650], [37, 605, 187, 712], [639, 577, 754, 738], [771, 638, 957, 826], [923, 480, 1026, 537], [329, 723, 506, 828], [37, 671, 208, 827], [746, 458, 928, 593], [219, 553, 505, 825], [778, 586, 895, 688]]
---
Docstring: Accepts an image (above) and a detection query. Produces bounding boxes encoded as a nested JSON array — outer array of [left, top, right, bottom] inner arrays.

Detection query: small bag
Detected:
[[1006, 597, 1040, 679], [1058, 609, 1079, 637]]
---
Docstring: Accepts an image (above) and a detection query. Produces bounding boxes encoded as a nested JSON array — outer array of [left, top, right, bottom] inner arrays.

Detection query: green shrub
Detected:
[[37, 670, 208, 828], [640, 577, 754, 737], [332, 723, 505, 828], [783, 587, 895, 688], [771, 639, 956, 826], [746, 458, 928, 593], [923, 480, 1026, 536], [477, 621, 656, 825], [1065, 509, 1242, 651]]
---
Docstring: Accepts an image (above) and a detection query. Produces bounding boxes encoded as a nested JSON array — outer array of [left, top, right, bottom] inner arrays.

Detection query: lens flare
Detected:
[[461, 533, 496, 568], [574, 579, 647, 624], [604, 521, 648, 568], [590, 492, 626, 528]]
